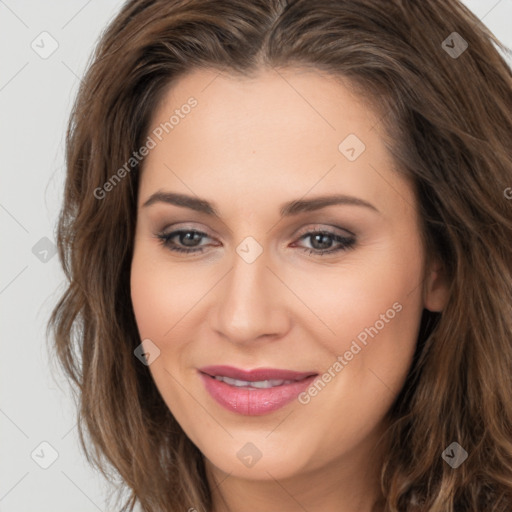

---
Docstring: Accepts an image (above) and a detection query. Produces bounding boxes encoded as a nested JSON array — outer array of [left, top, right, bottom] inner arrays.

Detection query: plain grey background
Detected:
[[1, 1, 511, 510]]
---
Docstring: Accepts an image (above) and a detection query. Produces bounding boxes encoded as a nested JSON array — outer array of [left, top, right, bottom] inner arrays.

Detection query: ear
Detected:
[[423, 258, 450, 312]]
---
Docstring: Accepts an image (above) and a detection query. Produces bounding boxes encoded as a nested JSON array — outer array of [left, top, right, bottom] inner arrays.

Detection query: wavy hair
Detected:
[[47, 0, 512, 510]]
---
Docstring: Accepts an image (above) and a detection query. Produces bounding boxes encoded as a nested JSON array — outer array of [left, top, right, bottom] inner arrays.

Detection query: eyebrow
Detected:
[[142, 191, 379, 217]]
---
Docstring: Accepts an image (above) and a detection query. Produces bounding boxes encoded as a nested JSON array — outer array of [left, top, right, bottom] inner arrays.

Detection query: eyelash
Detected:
[[155, 228, 356, 256]]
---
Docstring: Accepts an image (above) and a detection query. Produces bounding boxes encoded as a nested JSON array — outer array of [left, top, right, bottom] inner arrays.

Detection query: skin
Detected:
[[130, 67, 449, 512]]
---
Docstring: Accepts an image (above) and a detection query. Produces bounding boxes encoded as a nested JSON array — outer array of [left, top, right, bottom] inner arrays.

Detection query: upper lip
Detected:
[[199, 365, 318, 382]]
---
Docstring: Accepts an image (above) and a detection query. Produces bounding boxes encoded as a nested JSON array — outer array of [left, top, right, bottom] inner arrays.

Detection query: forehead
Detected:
[[139, 67, 414, 220], [151, 66, 380, 145]]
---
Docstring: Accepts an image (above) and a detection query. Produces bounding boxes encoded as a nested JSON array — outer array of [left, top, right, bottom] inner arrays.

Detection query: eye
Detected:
[[156, 229, 212, 254], [155, 227, 356, 256], [294, 229, 356, 256]]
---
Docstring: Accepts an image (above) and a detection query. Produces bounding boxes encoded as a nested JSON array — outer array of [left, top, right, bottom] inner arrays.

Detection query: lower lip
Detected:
[[199, 372, 318, 416]]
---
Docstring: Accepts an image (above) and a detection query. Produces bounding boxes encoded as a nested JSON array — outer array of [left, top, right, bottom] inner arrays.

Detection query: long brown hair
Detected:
[[47, 1, 512, 510]]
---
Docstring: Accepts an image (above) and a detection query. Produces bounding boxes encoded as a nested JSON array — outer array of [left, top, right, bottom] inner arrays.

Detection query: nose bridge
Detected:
[[212, 239, 288, 343]]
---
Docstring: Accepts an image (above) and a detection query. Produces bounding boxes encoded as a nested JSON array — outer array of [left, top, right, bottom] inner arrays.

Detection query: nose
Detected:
[[209, 246, 291, 346]]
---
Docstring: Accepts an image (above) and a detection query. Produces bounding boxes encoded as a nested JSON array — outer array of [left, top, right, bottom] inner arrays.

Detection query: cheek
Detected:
[[290, 239, 426, 407], [130, 249, 197, 409], [327, 245, 425, 403], [130, 252, 162, 339], [130, 248, 180, 352], [131, 227, 425, 355], [130, 244, 202, 342], [287, 240, 424, 348]]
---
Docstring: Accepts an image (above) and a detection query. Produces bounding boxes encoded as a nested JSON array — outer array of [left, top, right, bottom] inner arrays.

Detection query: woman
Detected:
[[47, 0, 512, 510]]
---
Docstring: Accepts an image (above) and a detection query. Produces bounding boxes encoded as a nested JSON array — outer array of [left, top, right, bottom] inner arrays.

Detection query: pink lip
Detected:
[[199, 365, 316, 381], [198, 365, 318, 416]]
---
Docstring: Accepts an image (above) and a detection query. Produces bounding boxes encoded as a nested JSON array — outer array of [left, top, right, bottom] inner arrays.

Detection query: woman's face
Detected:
[[130, 67, 447, 487]]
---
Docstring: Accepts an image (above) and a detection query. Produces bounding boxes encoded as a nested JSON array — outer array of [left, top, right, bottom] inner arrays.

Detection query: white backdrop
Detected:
[[1, 1, 511, 510]]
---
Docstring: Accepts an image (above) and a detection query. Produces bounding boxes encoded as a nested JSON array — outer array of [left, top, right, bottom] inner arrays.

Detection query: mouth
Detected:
[[198, 365, 318, 388], [208, 375, 301, 389], [198, 365, 319, 415]]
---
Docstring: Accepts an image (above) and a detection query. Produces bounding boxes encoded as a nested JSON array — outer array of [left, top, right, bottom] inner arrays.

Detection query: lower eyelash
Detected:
[[155, 230, 356, 256]]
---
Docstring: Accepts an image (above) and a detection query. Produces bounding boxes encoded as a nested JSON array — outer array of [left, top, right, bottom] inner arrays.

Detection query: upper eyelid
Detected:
[[159, 222, 355, 237], [160, 225, 355, 246], [295, 224, 355, 238]]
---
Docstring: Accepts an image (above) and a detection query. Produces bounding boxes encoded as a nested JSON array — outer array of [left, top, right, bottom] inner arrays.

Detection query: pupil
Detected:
[[181, 232, 200, 247], [312, 233, 331, 250]]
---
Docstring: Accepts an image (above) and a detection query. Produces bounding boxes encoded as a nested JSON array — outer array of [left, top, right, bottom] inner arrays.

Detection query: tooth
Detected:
[[221, 376, 252, 387], [250, 380, 273, 388], [270, 379, 289, 386], [214, 376, 296, 388], [234, 378, 251, 387]]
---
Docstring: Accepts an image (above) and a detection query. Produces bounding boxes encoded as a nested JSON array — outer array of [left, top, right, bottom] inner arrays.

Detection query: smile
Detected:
[[211, 376, 296, 388], [198, 365, 318, 416]]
